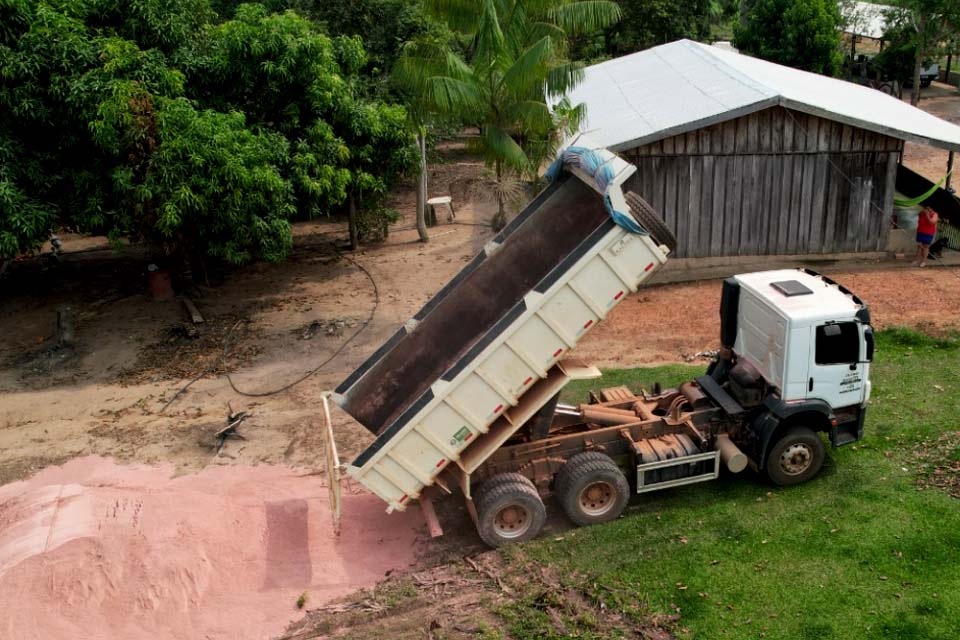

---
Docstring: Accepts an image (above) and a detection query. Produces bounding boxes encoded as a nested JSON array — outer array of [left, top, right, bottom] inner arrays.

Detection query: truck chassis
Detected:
[[422, 369, 823, 547]]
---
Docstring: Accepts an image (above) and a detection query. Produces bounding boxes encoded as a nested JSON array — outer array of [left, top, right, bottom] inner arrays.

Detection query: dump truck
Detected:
[[330, 141, 874, 547]]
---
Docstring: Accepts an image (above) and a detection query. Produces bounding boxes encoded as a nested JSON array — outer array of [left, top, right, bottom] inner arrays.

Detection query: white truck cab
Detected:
[[708, 269, 873, 467], [732, 269, 872, 410]]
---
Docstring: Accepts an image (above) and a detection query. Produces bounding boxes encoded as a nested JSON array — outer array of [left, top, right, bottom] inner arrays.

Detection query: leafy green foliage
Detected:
[[875, 1, 960, 103], [572, 0, 720, 61], [139, 100, 295, 264], [735, 0, 843, 76], [213, 0, 447, 85], [0, 0, 412, 263], [399, 0, 616, 228], [872, 23, 921, 83]]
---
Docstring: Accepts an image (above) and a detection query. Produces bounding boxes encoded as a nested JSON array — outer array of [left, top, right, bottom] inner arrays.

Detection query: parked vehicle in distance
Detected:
[[851, 54, 939, 90]]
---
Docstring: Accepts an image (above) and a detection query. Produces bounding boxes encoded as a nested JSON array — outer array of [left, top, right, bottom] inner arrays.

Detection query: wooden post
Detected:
[[347, 193, 359, 251], [56, 305, 75, 346], [947, 151, 955, 192], [415, 131, 429, 243]]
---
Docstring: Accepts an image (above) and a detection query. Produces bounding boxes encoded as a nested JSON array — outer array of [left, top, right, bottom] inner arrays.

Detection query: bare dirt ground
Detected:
[[281, 549, 679, 640], [3, 125, 960, 638], [901, 81, 960, 183]]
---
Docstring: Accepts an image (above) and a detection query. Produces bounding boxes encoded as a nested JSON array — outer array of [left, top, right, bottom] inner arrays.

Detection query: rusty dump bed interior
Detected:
[[336, 175, 612, 437]]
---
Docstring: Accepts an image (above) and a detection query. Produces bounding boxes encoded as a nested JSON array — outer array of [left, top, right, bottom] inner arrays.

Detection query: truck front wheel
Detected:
[[766, 427, 825, 486], [476, 478, 546, 547], [555, 452, 630, 527]]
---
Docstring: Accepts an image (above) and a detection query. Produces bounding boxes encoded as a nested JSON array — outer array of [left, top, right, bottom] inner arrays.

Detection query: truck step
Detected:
[[695, 375, 744, 416]]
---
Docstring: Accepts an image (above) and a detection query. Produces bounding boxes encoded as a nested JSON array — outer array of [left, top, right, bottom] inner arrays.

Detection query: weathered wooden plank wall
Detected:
[[627, 106, 902, 258]]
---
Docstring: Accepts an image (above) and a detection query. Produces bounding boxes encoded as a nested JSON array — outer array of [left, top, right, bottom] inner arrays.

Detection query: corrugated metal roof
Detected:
[[563, 39, 960, 152]]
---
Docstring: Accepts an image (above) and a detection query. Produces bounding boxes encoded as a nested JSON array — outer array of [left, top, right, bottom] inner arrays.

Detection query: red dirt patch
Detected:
[[576, 267, 960, 367]]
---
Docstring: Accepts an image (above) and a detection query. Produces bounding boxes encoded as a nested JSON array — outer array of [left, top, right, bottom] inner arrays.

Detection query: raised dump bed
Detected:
[[334, 144, 673, 512]]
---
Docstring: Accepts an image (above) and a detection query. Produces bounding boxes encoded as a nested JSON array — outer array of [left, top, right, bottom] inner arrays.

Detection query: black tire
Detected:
[[555, 452, 630, 527], [472, 472, 533, 505], [765, 427, 826, 486], [624, 192, 677, 252], [476, 480, 546, 548]]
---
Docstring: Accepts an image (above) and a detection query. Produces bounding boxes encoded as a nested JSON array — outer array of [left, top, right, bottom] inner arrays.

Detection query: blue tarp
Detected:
[[546, 146, 648, 235]]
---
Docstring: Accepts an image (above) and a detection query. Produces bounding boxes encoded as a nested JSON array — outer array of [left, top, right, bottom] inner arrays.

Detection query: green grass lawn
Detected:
[[503, 328, 960, 640]]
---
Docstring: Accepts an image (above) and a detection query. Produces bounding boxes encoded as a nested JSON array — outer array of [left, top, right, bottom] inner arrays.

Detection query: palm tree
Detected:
[[397, 0, 620, 230]]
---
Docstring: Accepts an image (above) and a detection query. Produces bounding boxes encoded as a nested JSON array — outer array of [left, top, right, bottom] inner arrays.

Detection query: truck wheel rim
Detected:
[[579, 481, 616, 516], [494, 505, 531, 539], [780, 443, 813, 475]]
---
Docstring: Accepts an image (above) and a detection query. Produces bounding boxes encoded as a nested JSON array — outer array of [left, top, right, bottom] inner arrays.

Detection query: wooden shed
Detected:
[[563, 39, 960, 259]]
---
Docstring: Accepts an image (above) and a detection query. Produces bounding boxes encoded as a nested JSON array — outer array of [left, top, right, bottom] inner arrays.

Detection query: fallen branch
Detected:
[[181, 297, 205, 324]]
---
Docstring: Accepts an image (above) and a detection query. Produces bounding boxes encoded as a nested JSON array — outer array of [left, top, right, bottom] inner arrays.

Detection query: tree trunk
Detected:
[[348, 192, 359, 251], [416, 131, 429, 243], [491, 160, 507, 231], [911, 14, 927, 106]]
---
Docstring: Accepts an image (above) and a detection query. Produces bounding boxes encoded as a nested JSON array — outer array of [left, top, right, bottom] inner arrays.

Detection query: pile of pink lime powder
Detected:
[[0, 457, 424, 640]]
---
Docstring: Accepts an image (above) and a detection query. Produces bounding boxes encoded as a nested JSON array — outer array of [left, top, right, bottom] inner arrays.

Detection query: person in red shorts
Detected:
[[914, 206, 939, 267]]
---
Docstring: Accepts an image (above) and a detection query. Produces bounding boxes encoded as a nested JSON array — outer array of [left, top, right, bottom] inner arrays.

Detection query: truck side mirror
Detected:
[[864, 327, 874, 362]]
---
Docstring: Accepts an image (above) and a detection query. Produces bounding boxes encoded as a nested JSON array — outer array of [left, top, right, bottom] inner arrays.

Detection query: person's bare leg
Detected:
[[920, 244, 930, 267], [913, 243, 922, 264]]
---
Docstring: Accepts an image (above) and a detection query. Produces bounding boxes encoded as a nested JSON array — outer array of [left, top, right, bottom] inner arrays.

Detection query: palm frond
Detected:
[[552, 97, 586, 135], [474, 124, 530, 172], [545, 61, 585, 97], [527, 20, 566, 44], [473, 0, 507, 67], [422, 75, 482, 118], [509, 100, 554, 134], [547, 1, 621, 36], [422, 0, 484, 34], [394, 39, 465, 89], [501, 36, 552, 95]]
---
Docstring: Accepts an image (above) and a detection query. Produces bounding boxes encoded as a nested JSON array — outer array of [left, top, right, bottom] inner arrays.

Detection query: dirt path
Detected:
[[0, 155, 503, 480]]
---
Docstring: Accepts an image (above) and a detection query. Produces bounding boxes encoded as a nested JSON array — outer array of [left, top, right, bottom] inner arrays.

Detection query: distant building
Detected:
[[562, 40, 960, 258]]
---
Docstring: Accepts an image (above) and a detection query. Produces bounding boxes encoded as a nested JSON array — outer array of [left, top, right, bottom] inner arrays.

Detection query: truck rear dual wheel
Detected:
[[472, 472, 532, 506], [766, 427, 826, 486], [476, 475, 546, 548], [555, 452, 630, 527]]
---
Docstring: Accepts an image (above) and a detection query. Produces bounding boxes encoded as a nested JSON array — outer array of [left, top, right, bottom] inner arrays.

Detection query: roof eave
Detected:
[[606, 97, 780, 153], [778, 97, 960, 153]]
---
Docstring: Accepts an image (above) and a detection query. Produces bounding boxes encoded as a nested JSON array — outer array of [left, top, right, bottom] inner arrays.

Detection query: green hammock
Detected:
[[893, 170, 953, 208]]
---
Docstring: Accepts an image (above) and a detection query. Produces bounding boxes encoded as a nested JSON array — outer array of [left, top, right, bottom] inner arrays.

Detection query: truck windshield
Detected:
[[815, 322, 860, 365]]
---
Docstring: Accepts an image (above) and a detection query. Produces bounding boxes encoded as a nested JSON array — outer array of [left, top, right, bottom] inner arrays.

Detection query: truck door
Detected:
[[808, 321, 864, 409]]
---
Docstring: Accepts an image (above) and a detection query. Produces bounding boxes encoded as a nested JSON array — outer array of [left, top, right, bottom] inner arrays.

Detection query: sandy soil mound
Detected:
[[0, 457, 424, 640]]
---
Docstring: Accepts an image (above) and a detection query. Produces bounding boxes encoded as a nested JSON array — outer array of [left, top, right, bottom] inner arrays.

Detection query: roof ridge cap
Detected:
[[682, 40, 779, 100]]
